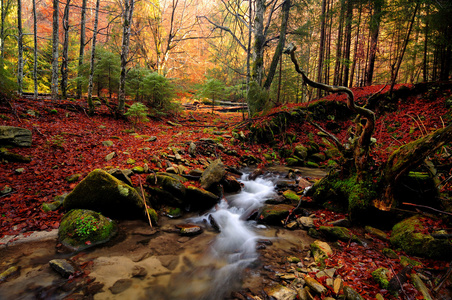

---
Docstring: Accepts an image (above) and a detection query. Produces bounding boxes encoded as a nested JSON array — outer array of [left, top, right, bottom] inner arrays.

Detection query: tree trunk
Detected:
[[87, 0, 100, 115], [61, 0, 71, 99], [333, 0, 345, 86], [76, 0, 87, 99], [252, 0, 266, 86], [32, 0, 38, 99], [316, 0, 327, 98], [118, 0, 135, 115], [389, 2, 419, 94], [263, 0, 291, 90], [17, 0, 23, 96], [349, 2, 362, 87], [378, 123, 452, 211], [365, 0, 383, 86], [342, 0, 353, 87], [51, 0, 59, 101]]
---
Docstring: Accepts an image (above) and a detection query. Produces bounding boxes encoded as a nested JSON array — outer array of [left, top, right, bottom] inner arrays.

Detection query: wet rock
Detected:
[[49, 259, 76, 278], [109, 279, 133, 294], [15, 168, 25, 174], [298, 177, 311, 189], [131, 266, 147, 278], [258, 204, 294, 225], [265, 284, 297, 300], [390, 215, 452, 259], [58, 209, 117, 252], [176, 224, 203, 236], [343, 285, 365, 300], [102, 140, 113, 147], [310, 240, 333, 262], [221, 175, 242, 193], [0, 126, 32, 147], [64, 169, 143, 218], [186, 185, 220, 210], [286, 221, 298, 229], [188, 142, 196, 157], [200, 159, 225, 190], [297, 216, 314, 229], [304, 276, 327, 294]]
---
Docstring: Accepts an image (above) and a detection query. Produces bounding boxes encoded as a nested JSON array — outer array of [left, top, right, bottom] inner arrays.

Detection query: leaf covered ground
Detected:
[[0, 83, 451, 299]]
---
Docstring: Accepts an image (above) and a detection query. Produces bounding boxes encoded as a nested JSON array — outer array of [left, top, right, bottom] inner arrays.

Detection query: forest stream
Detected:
[[0, 168, 322, 300]]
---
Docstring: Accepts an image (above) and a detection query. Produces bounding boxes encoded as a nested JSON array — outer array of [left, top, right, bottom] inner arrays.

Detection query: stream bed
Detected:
[[0, 169, 323, 300]]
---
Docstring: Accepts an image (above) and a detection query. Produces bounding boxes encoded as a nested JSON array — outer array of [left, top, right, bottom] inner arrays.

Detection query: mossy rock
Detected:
[[258, 204, 295, 225], [185, 185, 220, 210], [294, 144, 308, 159], [390, 215, 452, 259], [286, 157, 301, 166], [146, 174, 186, 200], [310, 152, 326, 162], [0, 147, 32, 163], [58, 209, 117, 252], [371, 268, 390, 289], [319, 226, 363, 245], [147, 186, 184, 207], [64, 169, 144, 218], [282, 190, 299, 204]]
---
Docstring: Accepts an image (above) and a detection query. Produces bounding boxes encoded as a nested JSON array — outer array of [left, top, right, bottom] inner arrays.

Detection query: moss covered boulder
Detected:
[[390, 215, 452, 259], [58, 209, 117, 252], [319, 226, 363, 245], [63, 169, 144, 218]]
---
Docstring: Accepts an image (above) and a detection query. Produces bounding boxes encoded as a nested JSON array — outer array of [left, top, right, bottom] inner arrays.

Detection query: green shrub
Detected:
[[125, 102, 149, 127]]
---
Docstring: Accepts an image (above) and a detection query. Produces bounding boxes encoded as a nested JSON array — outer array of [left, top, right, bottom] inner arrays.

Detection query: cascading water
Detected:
[[184, 173, 278, 299]]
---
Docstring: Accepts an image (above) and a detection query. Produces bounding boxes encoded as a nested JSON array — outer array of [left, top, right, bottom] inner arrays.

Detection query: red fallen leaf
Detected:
[[69, 183, 77, 189], [85, 240, 91, 245]]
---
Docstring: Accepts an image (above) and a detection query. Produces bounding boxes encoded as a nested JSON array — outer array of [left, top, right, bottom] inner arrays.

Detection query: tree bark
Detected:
[[32, 0, 38, 99], [333, 0, 345, 86], [365, 0, 383, 86], [87, 0, 100, 115], [252, 0, 266, 86], [76, 0, 87, 99], [17, 0, 23, 96], [263, 0, 291, 90], [118, 0, 135, 115], [61, 0, 71, 99], [51, 0, 59, 101], [316, 0, 327, 98], [342, 0, 353, 87]]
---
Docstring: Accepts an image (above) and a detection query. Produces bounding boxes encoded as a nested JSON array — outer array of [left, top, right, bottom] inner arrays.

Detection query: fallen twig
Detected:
[[402, 202, 452, 217], [138, 176, 152, 228]]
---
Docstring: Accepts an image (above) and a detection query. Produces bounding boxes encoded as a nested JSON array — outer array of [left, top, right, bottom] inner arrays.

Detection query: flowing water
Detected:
[[1, 171, 317, 300]]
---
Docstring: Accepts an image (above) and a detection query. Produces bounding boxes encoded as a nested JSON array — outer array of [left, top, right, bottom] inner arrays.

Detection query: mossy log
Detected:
[[377, 123, 452, 210]]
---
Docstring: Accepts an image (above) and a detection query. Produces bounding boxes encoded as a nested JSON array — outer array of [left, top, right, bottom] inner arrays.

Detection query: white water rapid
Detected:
[[185, 173, 278, 299]]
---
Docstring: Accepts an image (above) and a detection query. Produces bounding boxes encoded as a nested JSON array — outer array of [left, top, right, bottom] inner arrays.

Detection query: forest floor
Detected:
[[0, 83, 452, 299]]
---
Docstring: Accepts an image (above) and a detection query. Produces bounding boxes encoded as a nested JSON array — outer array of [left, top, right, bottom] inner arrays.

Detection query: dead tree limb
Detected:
[[284, 42, 376, 177]]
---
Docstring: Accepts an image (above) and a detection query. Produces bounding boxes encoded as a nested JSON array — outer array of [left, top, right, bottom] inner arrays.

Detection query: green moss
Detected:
[[58, 209, 117, 251], [118, 184, 130, 197], [400, 256, 421, 267], [282, 190, 300, 203], [372, 268, 390, 289], [319, 226, 362, 244], [390, 215, 452, 259], [147, 208, 159, 225]]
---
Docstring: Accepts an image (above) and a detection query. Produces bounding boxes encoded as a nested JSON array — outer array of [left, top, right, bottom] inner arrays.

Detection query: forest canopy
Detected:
[[0, 0, 451, 112]]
